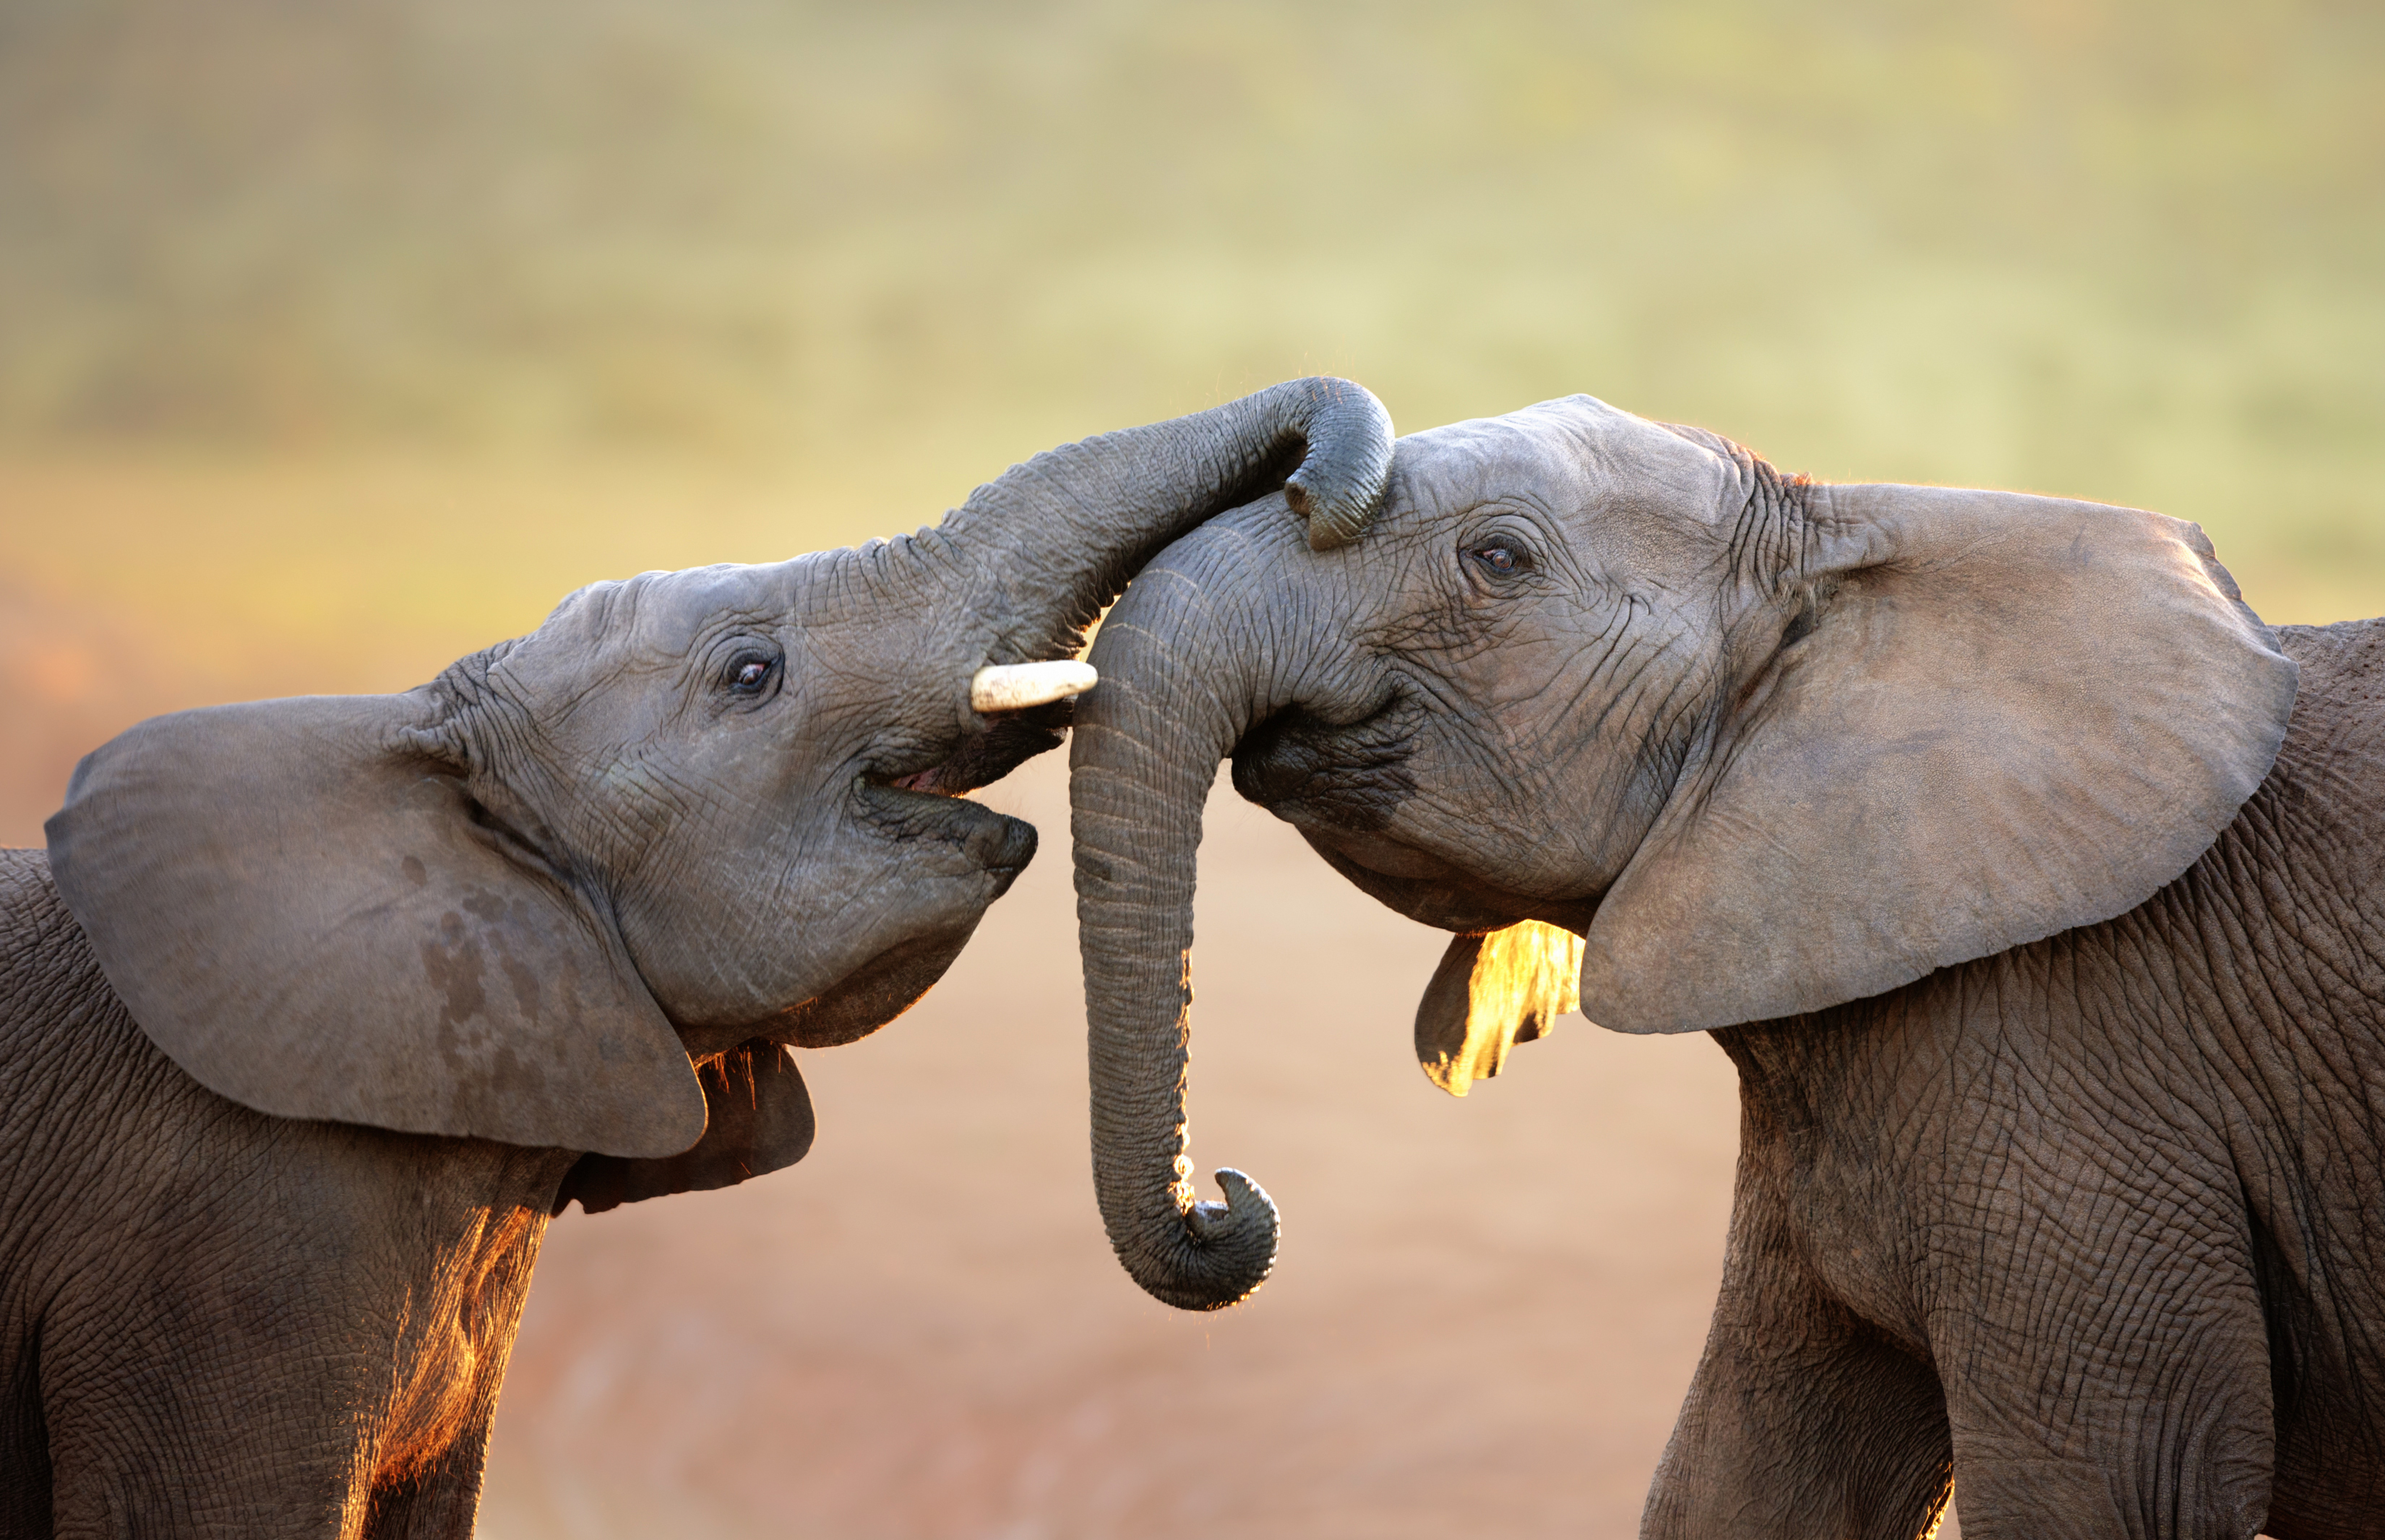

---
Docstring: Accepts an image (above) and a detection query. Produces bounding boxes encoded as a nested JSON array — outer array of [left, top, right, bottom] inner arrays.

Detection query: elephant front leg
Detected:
[[361, 1199, 549, 1540], [358, 1397, 503, 1540], [1642, 1187, 1954, 1540], [1929, 1248, 2275, 1540]]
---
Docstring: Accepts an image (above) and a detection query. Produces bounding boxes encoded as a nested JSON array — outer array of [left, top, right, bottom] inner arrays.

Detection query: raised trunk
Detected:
[[902, 381, 1393, 1307], [927, 378, 1391, 669], [1070, 526, 1308, 1309]]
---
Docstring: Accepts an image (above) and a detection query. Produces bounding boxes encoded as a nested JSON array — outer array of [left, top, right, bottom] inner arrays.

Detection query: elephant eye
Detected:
[[725, 654, 778, 695], [1466, 541, 1532, 577]]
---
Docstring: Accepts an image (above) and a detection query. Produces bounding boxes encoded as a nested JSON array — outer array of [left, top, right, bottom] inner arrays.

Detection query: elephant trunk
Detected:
[[929, 378, 1391, 669], [1070, 523, 1310, 1309]]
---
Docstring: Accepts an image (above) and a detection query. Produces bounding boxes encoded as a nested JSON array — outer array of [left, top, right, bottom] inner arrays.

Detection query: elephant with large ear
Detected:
[[0, 379, 1392, 1537], [1069, 395, 2385, 1539]]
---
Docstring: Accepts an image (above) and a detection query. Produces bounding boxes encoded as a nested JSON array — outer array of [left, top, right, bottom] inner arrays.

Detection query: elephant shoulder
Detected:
[[0, 847, 112, 1035], [2280, 615, 2385, 710], [0, 847, 203, 1141], [2271, 620, 2385, 823], [2216, 620, 2385, 949]]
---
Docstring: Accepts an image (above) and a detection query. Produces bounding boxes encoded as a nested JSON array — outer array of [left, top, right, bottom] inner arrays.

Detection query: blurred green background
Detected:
[[5, 0, 2381, 584], [11, 0, 2380, 835]]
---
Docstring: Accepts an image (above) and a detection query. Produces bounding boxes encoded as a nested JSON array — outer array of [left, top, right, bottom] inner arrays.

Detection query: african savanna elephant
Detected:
[[1067, 394, 2385, 1539], [0, 380, 1392, 1537]]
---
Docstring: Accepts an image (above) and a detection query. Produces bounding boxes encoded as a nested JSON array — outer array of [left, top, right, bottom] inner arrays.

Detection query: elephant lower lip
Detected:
[[855, 780, 1023, 844], [854, 782, 1036, 881], [967, 815, 1038, 878]]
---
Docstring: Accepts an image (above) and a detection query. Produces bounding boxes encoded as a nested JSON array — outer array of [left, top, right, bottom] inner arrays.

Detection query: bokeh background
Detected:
[[3, 2, 2379, 1535]]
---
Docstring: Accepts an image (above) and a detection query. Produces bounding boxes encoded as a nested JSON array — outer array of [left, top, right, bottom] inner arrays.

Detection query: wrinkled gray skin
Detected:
[[1072, 396, 2385, 1539], [0, 378, 1393, 1538]]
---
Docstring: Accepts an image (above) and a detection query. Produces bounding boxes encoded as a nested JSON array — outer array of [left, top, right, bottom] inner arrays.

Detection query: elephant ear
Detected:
[[44, 692, 708, 1157], [1580, 484, 2301, 1034], [554, 1038, 815, 1214]]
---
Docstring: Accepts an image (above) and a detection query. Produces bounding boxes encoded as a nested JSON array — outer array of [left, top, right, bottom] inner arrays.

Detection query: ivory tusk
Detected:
[[970, 660, 1098, 714]]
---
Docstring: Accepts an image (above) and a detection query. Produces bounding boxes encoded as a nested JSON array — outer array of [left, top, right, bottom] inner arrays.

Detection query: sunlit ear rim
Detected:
[[970, 660, 1099, 714]]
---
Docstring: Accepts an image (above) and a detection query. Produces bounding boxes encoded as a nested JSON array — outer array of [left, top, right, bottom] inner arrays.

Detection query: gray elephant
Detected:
[[1066, 395, 2384, 1540], [0, 379, 1392, 1538]]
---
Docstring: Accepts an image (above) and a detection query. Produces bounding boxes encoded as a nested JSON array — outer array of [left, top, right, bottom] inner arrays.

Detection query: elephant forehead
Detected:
[[536, 561, 808, 652], [487, 562, 820, 710], [618, 562, 807, 639], [1390, 395, 1733, 528]]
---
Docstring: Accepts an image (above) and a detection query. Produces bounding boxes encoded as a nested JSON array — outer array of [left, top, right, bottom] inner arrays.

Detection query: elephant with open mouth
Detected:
[[0, 379, 1393, 1537], [1069, 394, 2385, 1539]]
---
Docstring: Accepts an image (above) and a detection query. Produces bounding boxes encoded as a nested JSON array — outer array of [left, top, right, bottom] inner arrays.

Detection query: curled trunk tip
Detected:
[[1282, 378, 1395, 551], [1113, 1166, 1279, 1311]]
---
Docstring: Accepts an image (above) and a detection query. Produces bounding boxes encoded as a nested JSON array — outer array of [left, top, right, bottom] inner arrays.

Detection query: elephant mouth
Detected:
[[693, 739, 1045, 1059], [1232, 706, 1596, 934], [666, 799, 1031, 1060], [1230, 700, 1420, 834], [851, 779, 1039, 879], [874, 702, 1075, 799]]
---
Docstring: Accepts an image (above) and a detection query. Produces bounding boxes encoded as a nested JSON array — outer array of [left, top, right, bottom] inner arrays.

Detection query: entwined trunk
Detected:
[[1070, 523, 1326, 1309], [926, 378, 1391, 670]]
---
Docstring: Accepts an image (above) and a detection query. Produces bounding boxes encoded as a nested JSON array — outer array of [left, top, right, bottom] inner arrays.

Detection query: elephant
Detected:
[[0, 378, 1393, 1538], [1065, 393, 2385, 1540]]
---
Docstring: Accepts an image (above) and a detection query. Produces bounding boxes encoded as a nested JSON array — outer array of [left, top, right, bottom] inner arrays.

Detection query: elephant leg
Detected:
[[42, 1355, 364, 1537], [1926, 1199, 2275, 1540], [0, 1333, 52, 1538], [1943, 1378, 2270, 1540], [38, 1195, 546, 1537], [44, 1277, 523, 1540], [40, 1269, 386, 1535], [1642, 1180, 1953, 1540], [358, 1398, 501, 1540], [1934, 1325, 2274, 1540], [361, 1201, 546, 1540]]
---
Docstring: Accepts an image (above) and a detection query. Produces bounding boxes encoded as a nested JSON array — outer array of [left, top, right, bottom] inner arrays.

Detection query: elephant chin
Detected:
[[665, 923, 991, 1057], [764, 927, 984, 1049], [1297, 827, 1599, 936]]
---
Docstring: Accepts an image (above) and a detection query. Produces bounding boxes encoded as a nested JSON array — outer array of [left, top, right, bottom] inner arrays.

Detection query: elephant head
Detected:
[[43, 379, 1393, 1209], [1070, 393, 2300, 1309]]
